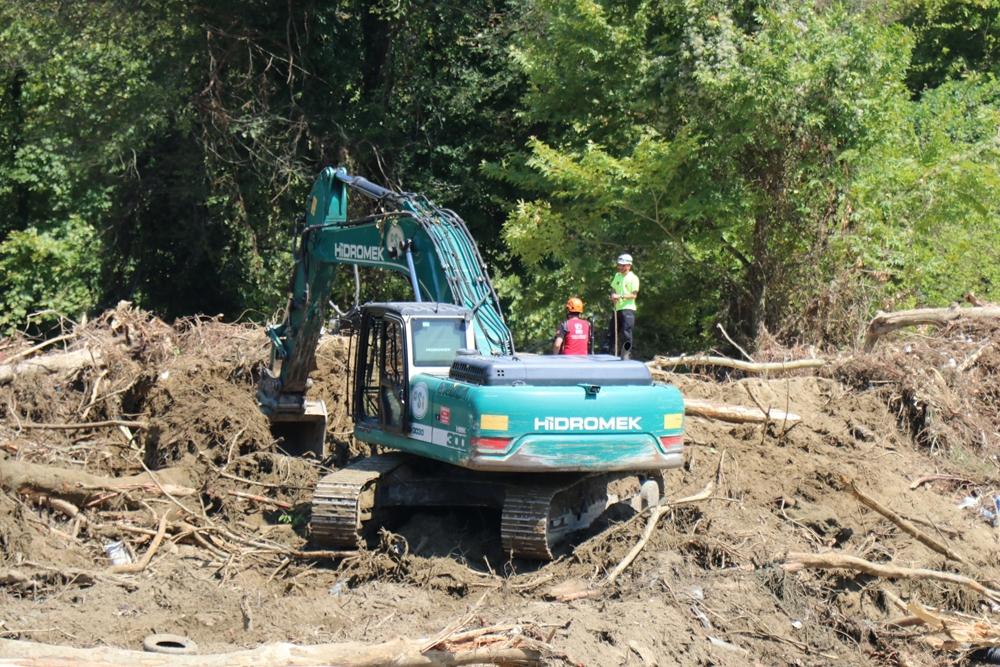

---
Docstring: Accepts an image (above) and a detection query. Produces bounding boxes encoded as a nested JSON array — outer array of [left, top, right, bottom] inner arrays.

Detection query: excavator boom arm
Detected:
[[260, 167, 513, 412]]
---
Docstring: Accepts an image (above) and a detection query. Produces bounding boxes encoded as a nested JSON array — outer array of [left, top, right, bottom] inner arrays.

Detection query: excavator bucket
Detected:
[[269, 399, 328, 459]]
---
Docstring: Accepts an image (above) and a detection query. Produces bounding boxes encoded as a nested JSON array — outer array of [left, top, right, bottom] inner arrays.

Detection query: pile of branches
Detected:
[[836, 318, 1000, 454], [0, 303, 318, 592], [2, 300, 277, 461], [648, 304, 1000, 455], [0, 452, 359, 592]]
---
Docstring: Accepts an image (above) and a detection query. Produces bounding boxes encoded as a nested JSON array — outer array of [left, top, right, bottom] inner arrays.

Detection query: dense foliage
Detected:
[[500, 0, 1000, 351], [1, 0, 998, 354]]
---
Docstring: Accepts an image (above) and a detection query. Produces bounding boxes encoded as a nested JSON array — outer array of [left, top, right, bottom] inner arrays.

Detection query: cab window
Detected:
[[411, 318, 467, 367], [355, 315, 407, 432]]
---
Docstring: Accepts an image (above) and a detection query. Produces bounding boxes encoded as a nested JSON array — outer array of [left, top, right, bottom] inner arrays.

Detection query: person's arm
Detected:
[[621, 274, 639, 300], [552, 335, 564, 355]]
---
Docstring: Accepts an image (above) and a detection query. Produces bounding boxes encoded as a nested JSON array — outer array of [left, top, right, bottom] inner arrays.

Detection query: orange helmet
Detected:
[[565, 297, 584, 313]]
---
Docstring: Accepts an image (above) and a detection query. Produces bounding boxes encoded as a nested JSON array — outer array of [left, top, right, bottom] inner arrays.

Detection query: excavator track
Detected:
[[311, 454, 406, 548], [501, 475, 612, 560]]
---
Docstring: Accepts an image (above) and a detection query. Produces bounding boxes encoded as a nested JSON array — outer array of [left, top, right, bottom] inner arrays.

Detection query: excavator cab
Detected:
[[352, 303, 474, 435], [261, 302, 473, 460]]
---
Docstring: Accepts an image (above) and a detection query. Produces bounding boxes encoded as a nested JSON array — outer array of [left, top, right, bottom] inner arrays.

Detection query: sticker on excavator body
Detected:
[[664, 413, 683, 430], [480, 414, 508, 431]]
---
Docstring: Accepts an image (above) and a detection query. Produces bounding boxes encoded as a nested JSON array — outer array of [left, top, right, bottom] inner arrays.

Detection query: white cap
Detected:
[[616, 253, 633, 265]]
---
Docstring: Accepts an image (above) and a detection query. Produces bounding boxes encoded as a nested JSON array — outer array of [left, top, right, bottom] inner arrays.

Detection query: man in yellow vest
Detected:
[[607, 253, 639, 359]]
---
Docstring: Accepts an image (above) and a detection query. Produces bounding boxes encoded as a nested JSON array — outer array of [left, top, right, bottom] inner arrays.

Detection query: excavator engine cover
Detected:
[[449, 354, 652, 387]]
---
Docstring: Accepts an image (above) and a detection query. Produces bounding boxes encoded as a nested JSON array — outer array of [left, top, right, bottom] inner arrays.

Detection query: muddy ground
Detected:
[[1, 302, 999, 665]]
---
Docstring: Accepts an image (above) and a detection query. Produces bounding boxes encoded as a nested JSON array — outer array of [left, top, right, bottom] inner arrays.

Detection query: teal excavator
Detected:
[[258, 167, 685, 560]]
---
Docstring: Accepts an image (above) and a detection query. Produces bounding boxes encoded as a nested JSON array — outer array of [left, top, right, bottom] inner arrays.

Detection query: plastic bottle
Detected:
[[104, 541, 132, 566]]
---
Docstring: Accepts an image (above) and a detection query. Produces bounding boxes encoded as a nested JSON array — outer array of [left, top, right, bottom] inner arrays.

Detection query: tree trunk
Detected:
[[0, 638, 543, 667], [0, 459, 195, 506], [864, 306, 1000, 350], [684, 398, 800, 424], [653, 355, 826, 373], [0, 348, 103, 385]]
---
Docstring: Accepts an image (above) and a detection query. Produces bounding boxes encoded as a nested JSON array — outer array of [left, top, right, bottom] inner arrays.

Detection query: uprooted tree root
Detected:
[[835, 320, 1000, 455]]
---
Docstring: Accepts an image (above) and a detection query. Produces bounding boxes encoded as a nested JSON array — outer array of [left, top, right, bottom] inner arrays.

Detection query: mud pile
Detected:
[[0, 304, 998, 665]]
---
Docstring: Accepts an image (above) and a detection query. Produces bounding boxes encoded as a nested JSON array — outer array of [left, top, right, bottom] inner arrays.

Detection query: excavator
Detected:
[[257, 167, 685, 560]]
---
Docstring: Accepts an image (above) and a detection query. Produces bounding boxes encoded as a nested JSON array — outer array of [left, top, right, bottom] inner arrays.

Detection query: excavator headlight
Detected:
[[472, 436, 512, 453]]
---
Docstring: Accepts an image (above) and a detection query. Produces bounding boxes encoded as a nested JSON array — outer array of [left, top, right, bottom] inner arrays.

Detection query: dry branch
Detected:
[[16, 419, 148, 430], [0, 567, 98, 590], [601, 453, 725, 588], [0, 634, 545, 666], [283, 548, 358, 560], [2, 333, 76, 365], [0, 565, 135, 591], [546, 455, 727, 603], [905, 600, 1000, 650], [0, 347, 103, 385], [864, 305, 1000, 351], [909, 474, 975, 490], [109, 514, 169, 574], [654, 354, 827, 373], [883, 588, 1000, 651], [846, 479, 966, 563], [0, 459, 195, 506], [784, 552, 1000, 603], [227, 490, 292, 510], [684, 398, 800, 424]]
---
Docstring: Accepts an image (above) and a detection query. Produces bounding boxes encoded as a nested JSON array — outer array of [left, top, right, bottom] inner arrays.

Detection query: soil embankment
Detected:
[[1, 303, 998, 665]]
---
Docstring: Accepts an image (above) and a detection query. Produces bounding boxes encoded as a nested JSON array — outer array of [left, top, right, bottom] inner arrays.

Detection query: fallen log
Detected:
[[0, 347, 103, 385], [864, 305, 1000, 351], [0, 459, 196, 507], [846, 479, 966, 563], [684, 398, 800, 424], [0, 636, 544, 666], [784, 552, 1000, 603], [653, 355, 827, 373]]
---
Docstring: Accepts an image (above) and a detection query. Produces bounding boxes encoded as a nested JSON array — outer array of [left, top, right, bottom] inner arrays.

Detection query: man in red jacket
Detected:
[[552, 297, 592, 355]]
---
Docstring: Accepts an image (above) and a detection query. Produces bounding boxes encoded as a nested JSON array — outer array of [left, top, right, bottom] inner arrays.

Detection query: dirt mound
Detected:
[[1, 305, 998, 665]]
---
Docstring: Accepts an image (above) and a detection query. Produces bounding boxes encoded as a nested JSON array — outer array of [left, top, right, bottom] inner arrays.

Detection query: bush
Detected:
[[0, 216, 100, 333]]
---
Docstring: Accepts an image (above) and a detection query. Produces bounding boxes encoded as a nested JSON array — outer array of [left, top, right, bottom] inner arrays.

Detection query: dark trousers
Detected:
[[605, 309, 635, 358]]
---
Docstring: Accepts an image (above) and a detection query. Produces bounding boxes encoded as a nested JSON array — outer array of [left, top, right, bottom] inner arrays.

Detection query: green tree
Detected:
[[901, 0, 1000, 94], [0, 218, 99, 331], [498, 1, 910, 351], [0, 1, 193, 330], [0, 0, 528, 331], [847, 75, 1000, 312]]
